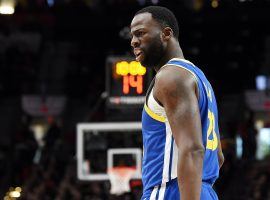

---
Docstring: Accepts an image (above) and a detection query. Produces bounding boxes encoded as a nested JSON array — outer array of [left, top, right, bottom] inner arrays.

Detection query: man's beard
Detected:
[[141, 36, 165, 68]]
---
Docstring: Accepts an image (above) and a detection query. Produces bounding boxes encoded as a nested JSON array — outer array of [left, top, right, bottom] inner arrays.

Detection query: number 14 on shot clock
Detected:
[[116, 61, 146, 94], [106, 56, 152, 108]]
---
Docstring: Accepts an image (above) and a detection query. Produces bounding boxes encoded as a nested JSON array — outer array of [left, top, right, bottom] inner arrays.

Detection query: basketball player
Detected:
[[130, 6, 224, 200]]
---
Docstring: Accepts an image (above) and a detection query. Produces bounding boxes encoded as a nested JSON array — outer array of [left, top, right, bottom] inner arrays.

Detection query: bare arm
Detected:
[[218, 139, 224, 169], [154, 66, 204, 200]]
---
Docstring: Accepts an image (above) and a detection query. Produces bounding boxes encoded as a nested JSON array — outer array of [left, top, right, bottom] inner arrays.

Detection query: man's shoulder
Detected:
[[152, 64, 198, 103], [155, 64, 197, 89]]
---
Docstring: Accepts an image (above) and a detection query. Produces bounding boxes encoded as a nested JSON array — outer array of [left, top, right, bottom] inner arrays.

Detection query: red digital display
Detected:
[[106, 57, 152, 108], [123, 75, 143, 94], [115, 60, 146, 95]]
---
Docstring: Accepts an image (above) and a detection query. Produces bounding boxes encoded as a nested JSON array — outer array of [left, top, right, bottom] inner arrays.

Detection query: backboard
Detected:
[[77, 122, 142, 181]]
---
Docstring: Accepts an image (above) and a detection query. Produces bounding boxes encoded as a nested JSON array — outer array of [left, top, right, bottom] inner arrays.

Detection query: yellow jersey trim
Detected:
[[144, 104, 166, 122]]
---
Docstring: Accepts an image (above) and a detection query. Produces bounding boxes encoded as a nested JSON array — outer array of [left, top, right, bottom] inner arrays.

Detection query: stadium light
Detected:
[[9, 191, 21, 198], [211, 0, 219, 8], [0, 0, 15, 14]]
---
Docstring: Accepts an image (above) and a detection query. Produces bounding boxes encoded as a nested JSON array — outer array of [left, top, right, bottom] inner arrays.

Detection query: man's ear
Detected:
[[162, 27, 173, 41]]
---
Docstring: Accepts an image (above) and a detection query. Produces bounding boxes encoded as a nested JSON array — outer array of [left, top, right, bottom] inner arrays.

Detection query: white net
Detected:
[[108, 167, 136, 195]]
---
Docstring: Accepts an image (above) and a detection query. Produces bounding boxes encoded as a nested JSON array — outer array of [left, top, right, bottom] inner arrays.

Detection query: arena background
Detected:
[[0, 0, 270, 199]]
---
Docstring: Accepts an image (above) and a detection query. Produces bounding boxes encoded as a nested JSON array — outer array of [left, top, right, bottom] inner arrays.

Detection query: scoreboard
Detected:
[[106, 56, 153, 109]]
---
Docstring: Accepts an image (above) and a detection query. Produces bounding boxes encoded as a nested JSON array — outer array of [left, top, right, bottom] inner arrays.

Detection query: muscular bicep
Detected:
[[154, 66, 203, 151]]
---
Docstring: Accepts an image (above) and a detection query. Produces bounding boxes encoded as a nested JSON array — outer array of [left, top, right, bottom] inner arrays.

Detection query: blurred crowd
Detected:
[[0, 110, 270, 200], [0, 115, 143, 200]]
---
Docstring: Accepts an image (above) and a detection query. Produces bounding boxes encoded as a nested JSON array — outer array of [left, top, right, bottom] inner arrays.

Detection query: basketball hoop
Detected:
[[108, 166, 136, 195]]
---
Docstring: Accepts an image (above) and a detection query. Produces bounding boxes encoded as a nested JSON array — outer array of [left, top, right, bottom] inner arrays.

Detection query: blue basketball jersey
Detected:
[[141, 58, 220, 198]]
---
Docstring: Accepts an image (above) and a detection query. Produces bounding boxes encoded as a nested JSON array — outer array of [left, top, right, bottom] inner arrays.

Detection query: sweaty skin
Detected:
[[130, 12, 224, 200]]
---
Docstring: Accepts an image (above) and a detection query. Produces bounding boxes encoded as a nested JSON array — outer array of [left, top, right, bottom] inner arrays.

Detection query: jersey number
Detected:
[[206, 110, 218, 151]]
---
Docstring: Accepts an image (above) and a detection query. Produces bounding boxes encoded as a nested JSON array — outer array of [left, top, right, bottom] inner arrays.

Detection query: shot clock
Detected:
[[106, 56, 153, 108]]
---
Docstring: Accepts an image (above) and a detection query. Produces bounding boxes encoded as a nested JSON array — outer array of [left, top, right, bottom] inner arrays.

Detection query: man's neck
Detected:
[[154, 41, 184, 72]]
